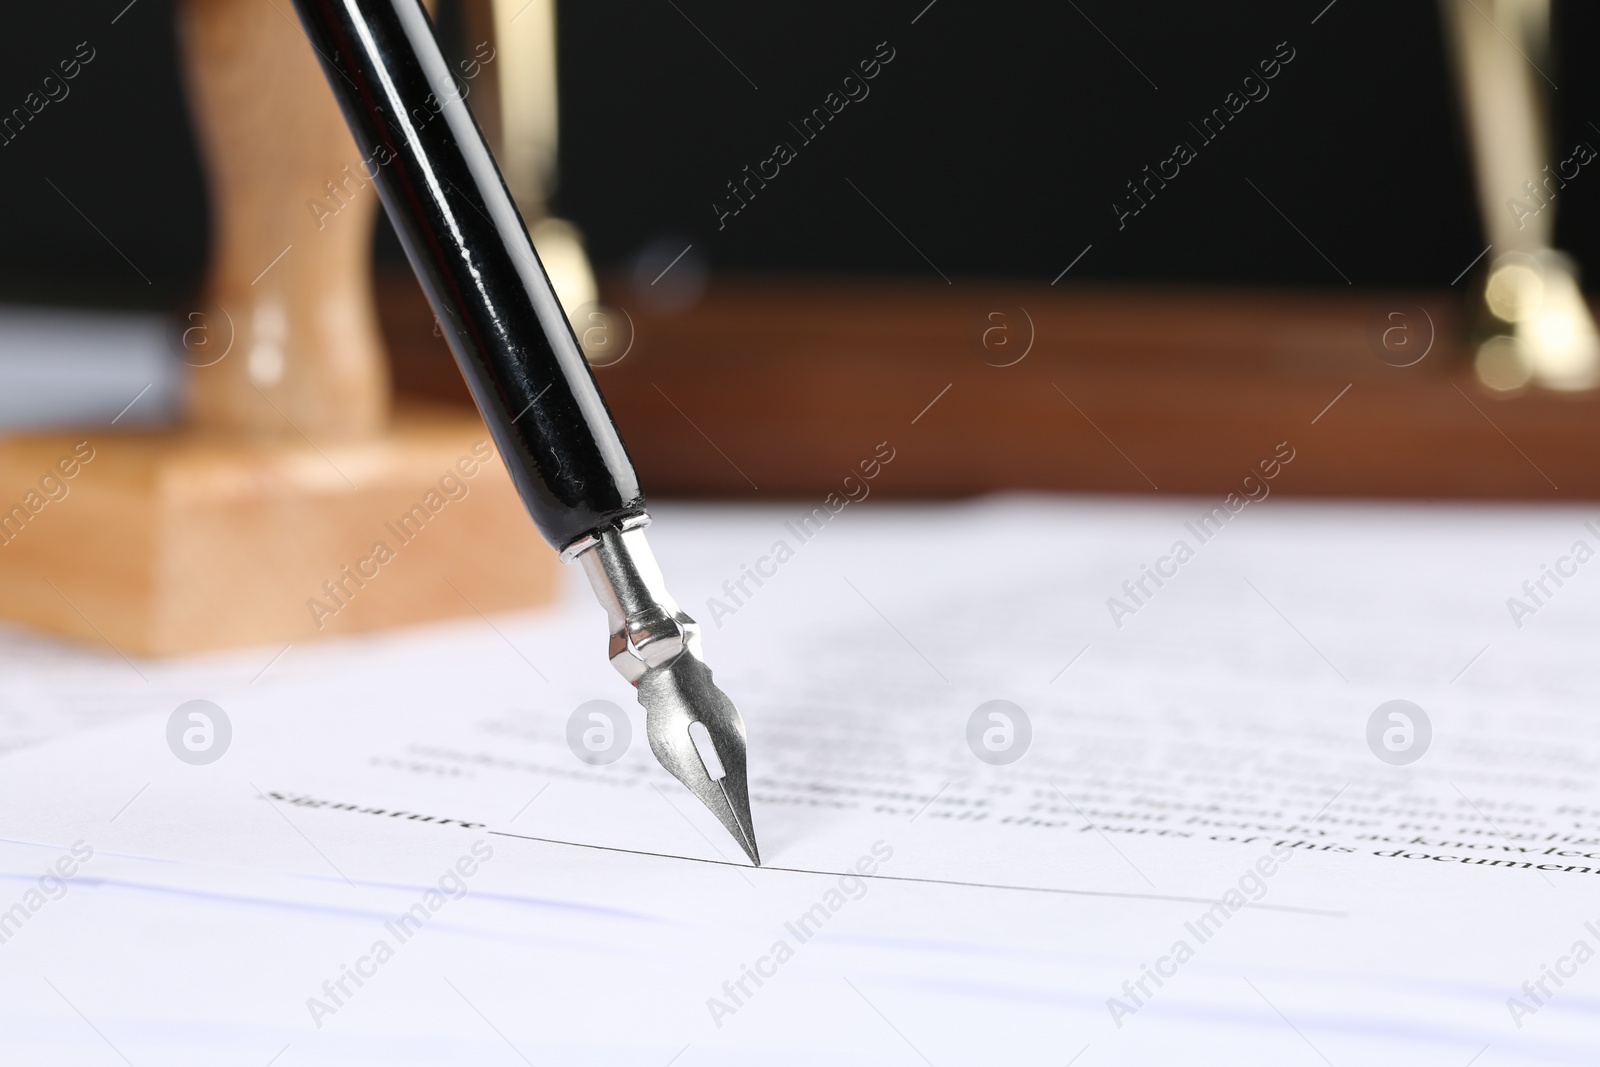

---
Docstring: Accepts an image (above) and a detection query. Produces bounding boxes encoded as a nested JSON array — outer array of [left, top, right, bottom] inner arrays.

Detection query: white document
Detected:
[[1, 497, 1599, 1065]]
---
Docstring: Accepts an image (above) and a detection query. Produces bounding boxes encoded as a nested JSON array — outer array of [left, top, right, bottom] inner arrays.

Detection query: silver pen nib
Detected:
[[565, 516, 760, 865], [639, 653, 758, 865]]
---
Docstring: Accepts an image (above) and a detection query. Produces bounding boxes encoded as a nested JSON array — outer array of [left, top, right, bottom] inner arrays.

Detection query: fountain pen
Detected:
[[290, 0, 759, 864]]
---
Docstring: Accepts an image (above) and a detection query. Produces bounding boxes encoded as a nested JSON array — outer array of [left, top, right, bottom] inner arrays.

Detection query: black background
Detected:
[[1, 0, 1596, 308]]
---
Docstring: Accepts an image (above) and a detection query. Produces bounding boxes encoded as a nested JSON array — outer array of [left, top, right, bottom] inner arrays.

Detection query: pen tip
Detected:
[[720, 779, 761, 867], [639, 652, 761, 867]]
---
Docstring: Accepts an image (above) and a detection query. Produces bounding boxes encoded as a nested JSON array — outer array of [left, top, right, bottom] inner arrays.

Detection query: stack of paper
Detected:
[[1, 497, 1597, 1064]]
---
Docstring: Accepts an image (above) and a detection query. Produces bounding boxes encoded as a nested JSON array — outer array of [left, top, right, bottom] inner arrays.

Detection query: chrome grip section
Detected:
[[566, 515, 701, 683]]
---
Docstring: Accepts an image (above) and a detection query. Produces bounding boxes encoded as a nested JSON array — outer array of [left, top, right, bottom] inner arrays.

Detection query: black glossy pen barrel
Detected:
[[289, 0, 643, 549]]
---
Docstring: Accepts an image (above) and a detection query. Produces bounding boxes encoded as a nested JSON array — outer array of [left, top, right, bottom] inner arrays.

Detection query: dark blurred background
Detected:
[[2, 0, 1597, 308]]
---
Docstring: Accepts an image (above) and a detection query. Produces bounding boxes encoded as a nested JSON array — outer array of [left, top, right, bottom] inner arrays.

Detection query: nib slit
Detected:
[[717, 777, 760, 867]]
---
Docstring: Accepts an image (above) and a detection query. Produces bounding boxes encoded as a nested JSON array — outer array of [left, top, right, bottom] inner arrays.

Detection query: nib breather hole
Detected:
[[687, 721, 726, 781]]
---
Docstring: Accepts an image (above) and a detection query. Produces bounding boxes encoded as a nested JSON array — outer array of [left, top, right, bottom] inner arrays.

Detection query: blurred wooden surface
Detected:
[[0, 409, 554, 656], [0, 0, 559, 659], [179, 0, 390, 438], [381, 272, 1595, 501]]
